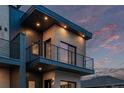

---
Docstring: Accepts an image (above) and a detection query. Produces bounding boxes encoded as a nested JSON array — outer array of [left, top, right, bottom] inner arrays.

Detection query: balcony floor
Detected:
[[28, 56, 94, 75], [0, 56, 20, 66]]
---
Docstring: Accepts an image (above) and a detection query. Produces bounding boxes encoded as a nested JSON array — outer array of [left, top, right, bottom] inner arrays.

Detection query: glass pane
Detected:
[[60, 81, 68, 88], [32, 44, 39, 55], [68, 82, 76, 88], [69, 46, 76, 65], [60, 43, 68, 63], [28, 81, 35, 88], [45, 43, 52, 59], [60, 81, 76, 88]]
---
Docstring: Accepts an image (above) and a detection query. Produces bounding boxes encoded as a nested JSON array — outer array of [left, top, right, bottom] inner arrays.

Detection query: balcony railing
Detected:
[[26, 41, 94, 70], [0, 34, 22, 59], [0, 38, 10, 58]]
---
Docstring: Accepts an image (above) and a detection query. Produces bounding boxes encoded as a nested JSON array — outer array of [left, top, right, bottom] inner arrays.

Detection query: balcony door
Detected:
[[60, 41, 76, 65]]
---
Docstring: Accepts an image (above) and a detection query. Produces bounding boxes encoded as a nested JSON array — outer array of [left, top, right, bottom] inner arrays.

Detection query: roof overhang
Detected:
[[20, 5, 92, 40]]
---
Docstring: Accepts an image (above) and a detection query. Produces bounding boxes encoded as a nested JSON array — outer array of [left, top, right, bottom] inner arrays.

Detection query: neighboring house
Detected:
[[81, 76, 124, 88], [0, 5, 94, 88]]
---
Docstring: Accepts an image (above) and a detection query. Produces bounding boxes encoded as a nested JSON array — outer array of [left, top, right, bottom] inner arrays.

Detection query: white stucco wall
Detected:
[[0, 6, 9, 57], [0, 67, 10, 88]]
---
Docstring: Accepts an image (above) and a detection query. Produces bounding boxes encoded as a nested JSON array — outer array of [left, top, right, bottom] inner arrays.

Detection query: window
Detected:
[[60, 80, 76, 88], [32, 43, 39, 55], [0, 26, 2, 30], [60, 41, 76, 65], [28, 80, 35, 88], [4, 27, 7, 31]]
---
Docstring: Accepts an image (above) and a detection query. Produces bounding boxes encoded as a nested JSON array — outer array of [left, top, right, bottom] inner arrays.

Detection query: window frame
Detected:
[[60, 41, 77, 65], [60, 80, 76, 88], [31, 42, 40, 56]]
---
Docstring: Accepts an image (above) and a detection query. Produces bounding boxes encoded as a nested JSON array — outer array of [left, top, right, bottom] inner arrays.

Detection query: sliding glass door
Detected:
[[60, 41, 76, 65]]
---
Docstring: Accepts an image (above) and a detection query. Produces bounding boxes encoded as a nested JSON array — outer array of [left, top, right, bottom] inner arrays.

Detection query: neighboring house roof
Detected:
[[20, 5, 92, 40], [81, 76, 124, 87]]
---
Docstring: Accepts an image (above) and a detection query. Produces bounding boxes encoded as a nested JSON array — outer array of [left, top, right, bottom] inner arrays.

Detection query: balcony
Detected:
[[0, 33, 25, 66], [0, 38, 19, 66], [26, 40, 94, 75]]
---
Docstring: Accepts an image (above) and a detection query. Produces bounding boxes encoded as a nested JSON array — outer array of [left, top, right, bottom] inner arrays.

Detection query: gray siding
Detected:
[[0, 6, 9, 57]]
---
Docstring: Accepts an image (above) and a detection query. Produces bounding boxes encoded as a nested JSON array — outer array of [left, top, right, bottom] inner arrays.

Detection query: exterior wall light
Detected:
[[38, 67, 42, 71], [44, 16, 48, 20], [36, 22, 40, 27]]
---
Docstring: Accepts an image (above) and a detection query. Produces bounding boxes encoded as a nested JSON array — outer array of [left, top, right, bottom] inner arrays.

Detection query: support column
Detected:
[[19, 33, 26, 88]]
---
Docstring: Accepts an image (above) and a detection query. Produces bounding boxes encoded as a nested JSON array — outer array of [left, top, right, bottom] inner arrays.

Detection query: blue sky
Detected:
[[21, 5, 124, 78]]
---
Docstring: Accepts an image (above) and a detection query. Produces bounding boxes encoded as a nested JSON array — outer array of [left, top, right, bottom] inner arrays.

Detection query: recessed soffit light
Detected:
[[36, 22, 40, 27], [44, 16, 48, 20]]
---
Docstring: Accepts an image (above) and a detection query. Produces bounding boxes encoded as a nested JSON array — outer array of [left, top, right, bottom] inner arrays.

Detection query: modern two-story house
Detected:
[[0, 5, 94, 88]]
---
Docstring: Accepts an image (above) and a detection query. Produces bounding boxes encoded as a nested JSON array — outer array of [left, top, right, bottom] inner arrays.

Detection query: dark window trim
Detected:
[[0, 26, 2, 30], [60, 80, 76, 88], [60, 41, 77, 65]]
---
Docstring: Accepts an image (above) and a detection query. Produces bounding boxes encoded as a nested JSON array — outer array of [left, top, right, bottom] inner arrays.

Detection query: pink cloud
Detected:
[[93, 24, 118, 38], [89, 23, 119, 52], [77, 16, 97, 25], [100, 35, 120, 48]]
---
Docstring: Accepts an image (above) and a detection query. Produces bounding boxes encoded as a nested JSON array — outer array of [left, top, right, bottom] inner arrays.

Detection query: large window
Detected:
[[28, 80, 36, 88], [60, 80, 76, 88], [60, 41, 76, 65]]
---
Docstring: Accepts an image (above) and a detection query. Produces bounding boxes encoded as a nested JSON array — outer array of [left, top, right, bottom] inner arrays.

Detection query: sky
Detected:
[[20, 5, 124, 79]]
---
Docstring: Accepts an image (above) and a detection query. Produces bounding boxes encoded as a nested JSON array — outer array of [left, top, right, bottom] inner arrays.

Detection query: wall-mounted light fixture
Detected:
[[38, 67, 42, 71]]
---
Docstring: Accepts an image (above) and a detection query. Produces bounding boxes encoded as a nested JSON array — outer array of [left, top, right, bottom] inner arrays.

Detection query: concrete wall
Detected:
[[42, 70, 81, 88], [27, 71, 42, 88], [22, 28, 42, 47], [10, 67, 19, 88], [43, 24, 86, 66], [43, 24, 85, 55], [42, 70, 55, 88], [0, 67, 10, 88], [55, 70, 81, 88], [0, 6, 9, 57]]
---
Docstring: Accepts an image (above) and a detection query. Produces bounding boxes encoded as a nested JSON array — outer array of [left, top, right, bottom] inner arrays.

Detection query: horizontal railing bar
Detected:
[[27, 40, 93, 60], [26, 40, 94, 70]]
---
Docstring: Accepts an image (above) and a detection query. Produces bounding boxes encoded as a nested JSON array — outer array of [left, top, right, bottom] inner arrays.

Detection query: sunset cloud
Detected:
[[100, 35, 120, 48], [93, 24, 118, 38]]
